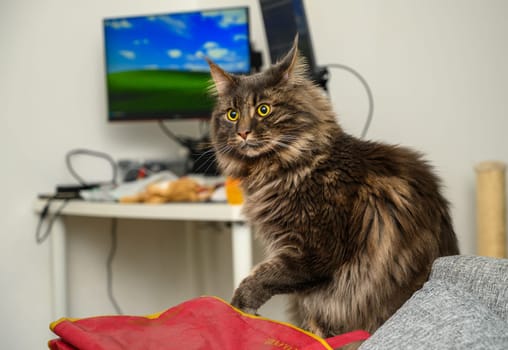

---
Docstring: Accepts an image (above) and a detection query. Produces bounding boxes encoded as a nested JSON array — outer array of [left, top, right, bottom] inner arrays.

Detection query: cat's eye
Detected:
[[257, 104, 271, 117], [226, 109, 239, 121]]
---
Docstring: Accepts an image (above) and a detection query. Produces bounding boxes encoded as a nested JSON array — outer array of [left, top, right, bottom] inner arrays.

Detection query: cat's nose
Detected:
[[238, 130, 251, 140]]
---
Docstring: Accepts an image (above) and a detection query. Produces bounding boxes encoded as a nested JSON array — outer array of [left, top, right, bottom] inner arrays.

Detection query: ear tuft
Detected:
[[206, 58, 235, 96], [280, 34, 300, 80], [273, 34, 308, 83]]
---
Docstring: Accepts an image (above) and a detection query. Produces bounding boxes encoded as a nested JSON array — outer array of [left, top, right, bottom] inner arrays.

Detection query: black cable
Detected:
[[158, 120, 220, 175], [65, 149, 118, 185], [36, 197, 71, 244], [37, 149, 118, 243], [325, 63, 374, 138], [37, 149, 123, 313], [157, 120, 189, 147], [106, 218, 123, 315]]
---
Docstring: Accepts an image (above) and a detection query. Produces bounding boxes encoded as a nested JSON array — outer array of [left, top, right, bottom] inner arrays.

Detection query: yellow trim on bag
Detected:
[[50, 310, 164, 331], [145, 311, 164, 319], [210, 296, 333, 350], [50, 311, 164, 330], [49, 296, 333, 350], [50, 317, 79, 331]]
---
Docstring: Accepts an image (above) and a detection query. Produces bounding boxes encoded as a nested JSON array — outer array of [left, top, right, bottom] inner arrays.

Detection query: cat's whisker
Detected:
[[216, 143, 234, 156], [200, 155, 219, 175], [189, 148, 219, 174], [190, 147, 215, 162]]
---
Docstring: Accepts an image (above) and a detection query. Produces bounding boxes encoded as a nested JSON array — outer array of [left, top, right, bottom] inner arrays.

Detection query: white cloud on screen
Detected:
[[167, 49, 182, 58], [233, 34, 247, 41], [151, 15, 189, 38], [201, 9, 247, 28], [203, 41, 219, 50], [133, 38, 150, 45], [106, 19, 132, 29], [207, 48, 229, 60], [119, 50, 136, 60]]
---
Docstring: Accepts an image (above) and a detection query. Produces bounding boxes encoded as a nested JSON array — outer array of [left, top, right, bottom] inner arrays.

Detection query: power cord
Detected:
[[37, 148, 119, 244], [107, 218, 123, 314], [37, 148, 124, 314], [157, 120, 219, 175], [38, 197, 124, 315], [65, 148, 118, 185], [157, 120, 189, 147], [325, 63, 374, 138], [35, 195, 70, 244]]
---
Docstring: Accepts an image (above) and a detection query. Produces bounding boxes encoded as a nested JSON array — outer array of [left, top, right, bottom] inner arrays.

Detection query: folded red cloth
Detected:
[[49, 296, 369, 350]]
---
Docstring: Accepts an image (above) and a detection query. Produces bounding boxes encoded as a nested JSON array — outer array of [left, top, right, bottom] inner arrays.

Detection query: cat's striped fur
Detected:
[[207, 38, 459, 348]]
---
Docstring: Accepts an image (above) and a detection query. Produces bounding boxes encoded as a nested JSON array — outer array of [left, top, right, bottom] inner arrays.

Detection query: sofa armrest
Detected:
[[429, 255, 508, 320], [360, 255, 508, 350]]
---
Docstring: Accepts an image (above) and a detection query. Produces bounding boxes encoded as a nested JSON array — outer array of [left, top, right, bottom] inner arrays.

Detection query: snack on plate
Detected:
[[119, 177, 214, 204]]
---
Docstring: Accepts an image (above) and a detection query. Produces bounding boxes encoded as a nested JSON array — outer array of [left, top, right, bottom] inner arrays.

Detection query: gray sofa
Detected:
[[360, 255, 508, 349]]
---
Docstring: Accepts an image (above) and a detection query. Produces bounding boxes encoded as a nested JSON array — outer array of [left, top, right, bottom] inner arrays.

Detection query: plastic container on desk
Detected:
[[225, 177, 244, 205]]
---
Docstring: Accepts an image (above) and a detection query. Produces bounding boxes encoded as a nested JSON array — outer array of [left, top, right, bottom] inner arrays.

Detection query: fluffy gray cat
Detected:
[[207, 37, 459, 349]]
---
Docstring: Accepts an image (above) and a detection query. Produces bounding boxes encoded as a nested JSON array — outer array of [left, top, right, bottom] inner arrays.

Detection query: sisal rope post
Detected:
[[475, 161, 507, 258]]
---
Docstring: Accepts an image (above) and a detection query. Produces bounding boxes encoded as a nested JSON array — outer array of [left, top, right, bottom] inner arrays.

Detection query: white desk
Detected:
[[34, 199, 251, 317]]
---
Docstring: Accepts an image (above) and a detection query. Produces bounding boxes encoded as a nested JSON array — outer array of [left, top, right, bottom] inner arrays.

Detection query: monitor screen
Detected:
[[103, 7, 251, 121], [260, 0, 317, 76]]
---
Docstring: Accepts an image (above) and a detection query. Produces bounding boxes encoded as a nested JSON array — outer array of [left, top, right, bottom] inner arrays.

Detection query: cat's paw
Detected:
[[231, 302, 258, 315], [231, 274, 272, 315], [241, 307, 259, 316], [231, 290, 260, 315], [231, 295, 255, 314]]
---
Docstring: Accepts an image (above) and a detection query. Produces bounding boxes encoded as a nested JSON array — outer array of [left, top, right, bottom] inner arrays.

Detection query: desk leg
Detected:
[[231, 222, 252, 288], [50, 220, 68, 318]]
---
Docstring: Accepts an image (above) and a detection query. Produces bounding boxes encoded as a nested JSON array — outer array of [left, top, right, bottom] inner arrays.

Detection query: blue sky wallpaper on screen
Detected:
[[104, 8, 250, 74]]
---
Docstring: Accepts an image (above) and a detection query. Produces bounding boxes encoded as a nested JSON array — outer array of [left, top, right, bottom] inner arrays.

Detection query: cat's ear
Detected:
[[207, 58, 235, 96], [277, 34, 301, 81]]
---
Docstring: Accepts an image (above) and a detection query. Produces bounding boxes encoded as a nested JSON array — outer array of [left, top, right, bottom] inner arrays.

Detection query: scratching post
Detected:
[[475, 161, 506, 258]]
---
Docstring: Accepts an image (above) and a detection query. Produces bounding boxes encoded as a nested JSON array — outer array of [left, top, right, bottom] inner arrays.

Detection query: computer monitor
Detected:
[[103, 7, 251, 121]]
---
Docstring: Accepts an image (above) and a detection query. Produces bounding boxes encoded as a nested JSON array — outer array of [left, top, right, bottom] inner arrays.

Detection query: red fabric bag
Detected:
[[49, 296, 369, 350]]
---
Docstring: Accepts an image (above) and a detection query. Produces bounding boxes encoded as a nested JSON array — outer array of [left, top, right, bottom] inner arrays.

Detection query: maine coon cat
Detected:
[[207, 37, 459, 346]]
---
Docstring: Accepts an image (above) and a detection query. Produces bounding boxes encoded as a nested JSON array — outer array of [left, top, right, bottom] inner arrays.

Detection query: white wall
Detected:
[[1, 0, 507, 348]]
